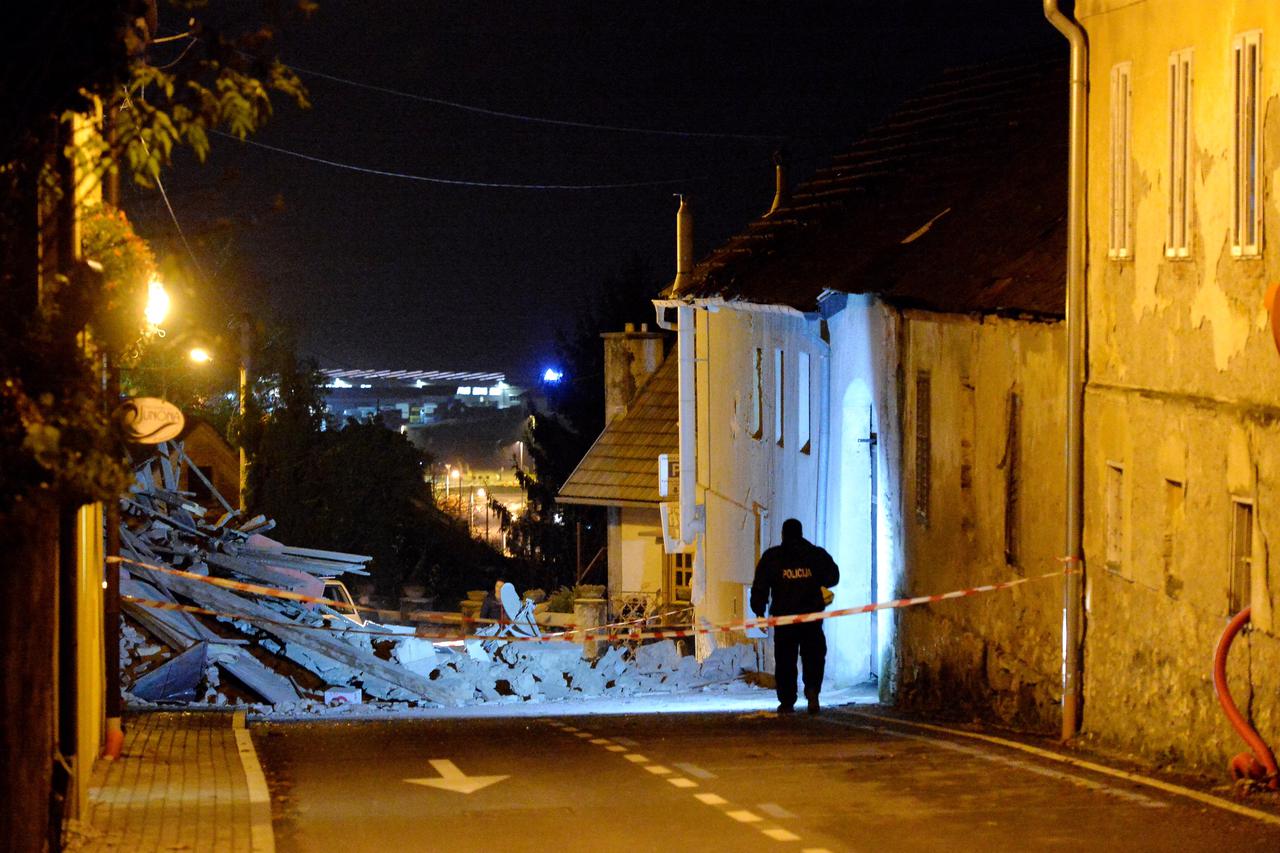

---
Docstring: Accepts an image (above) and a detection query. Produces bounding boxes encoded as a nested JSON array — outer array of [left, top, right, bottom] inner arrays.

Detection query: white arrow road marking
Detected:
[[404, 759, 509, 794]]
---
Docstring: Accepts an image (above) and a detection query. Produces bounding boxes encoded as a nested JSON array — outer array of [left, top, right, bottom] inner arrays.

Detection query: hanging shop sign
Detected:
[[114, 397, 185, 444]]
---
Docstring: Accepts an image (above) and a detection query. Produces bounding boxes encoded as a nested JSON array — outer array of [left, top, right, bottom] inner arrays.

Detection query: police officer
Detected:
[[750, 518, 839, 715]]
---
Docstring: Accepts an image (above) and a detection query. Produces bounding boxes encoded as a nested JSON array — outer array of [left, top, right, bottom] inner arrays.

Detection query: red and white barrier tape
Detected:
[[110, 555, 358, 611], [121, 568, 1076, 643]]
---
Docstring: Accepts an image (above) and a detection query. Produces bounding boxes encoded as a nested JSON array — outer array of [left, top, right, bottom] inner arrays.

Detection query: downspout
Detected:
[[1044, 0, 1088, 742], [673, 196, 702, 546], [814, 332, 832, 548]]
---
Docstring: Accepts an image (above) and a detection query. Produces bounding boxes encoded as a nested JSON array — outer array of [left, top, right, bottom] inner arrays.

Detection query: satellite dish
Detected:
[[499, 582, 522, 621]]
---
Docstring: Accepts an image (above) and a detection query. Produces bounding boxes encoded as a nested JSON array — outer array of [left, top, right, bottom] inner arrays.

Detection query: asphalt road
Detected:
[[253, 708, 1280, 852]]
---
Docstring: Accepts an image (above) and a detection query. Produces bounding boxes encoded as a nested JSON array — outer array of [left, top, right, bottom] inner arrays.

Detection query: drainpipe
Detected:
[[664, 196, 702, 547], [1044, 0, 1088, 742]]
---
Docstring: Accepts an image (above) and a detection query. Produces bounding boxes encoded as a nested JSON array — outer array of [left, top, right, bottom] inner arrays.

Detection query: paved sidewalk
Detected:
[[66, 711, 272, 852]]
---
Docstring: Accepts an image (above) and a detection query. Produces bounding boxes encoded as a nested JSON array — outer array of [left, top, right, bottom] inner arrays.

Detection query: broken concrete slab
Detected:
[[132, 642, 208, 702], [148, 569, 461, 706]]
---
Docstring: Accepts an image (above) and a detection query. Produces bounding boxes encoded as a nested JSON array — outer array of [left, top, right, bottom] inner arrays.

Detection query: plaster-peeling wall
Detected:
[[887, 311, 1067, 731], [1079, 0, 1280, 769]]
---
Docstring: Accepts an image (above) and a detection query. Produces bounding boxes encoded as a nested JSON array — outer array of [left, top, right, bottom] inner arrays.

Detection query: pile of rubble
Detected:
[[117, 441, 758, 712]]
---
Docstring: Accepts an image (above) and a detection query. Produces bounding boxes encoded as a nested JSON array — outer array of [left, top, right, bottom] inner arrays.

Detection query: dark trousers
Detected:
[[773, 622, 826, 707]]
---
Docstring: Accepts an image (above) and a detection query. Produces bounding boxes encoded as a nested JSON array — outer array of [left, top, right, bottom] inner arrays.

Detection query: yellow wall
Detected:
[[1079, 0, 1280, 766], [73, 502, 105, 818]]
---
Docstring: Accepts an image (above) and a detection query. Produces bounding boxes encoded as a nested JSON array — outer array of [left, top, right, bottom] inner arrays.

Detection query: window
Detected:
[[1233, 31, 1262, 256], [1105, 464, 1124, 571], [1167, 49, 1193, 257], [1109, 62, 1133, 258], [1163, 480, 1184, 598], [750, 348, 763, 439], [798, 351, 811, 454], [1003, 392, 1021, 568], [668, 551, 694, 602], [774, 348, 785, 447], [1229, 499, 1253, 613], [914, 371, 931, 525]]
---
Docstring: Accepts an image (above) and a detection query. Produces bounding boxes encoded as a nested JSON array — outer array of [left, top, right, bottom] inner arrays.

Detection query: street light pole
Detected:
[[238, 314, 251, 512]]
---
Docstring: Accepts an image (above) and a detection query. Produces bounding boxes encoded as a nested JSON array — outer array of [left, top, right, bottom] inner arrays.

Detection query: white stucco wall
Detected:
[[691, 302, 880, 687]]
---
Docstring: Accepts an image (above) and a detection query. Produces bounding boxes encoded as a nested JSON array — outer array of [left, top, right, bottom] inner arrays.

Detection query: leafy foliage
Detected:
[[1, 2, 313, 514], [0, 280, 132, 512], [79, 203, 156, 356]]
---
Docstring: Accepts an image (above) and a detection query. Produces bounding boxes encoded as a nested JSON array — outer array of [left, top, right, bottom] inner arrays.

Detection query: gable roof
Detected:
[[557, 354, 678, 508], [672, 55, 1067, 319]]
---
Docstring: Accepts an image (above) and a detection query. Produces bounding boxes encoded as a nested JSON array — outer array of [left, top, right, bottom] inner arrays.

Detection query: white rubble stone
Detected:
[[594, 645, 627, 679], [392, 636, 438, 669], [634, 640, 681, 672], [677, 653, 700, 676]]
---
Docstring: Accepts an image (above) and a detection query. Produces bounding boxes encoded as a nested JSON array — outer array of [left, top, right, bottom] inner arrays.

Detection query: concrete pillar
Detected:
[[573, 596, 608, 660]]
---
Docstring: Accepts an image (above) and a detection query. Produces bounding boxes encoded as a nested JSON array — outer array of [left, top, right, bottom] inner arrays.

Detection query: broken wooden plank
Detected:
[[204, 553, 326, 599], [121, 574, 220, 649], [231, 549, 371, 577], [278, 545, 373, 564], [178, 445, 236, 515]]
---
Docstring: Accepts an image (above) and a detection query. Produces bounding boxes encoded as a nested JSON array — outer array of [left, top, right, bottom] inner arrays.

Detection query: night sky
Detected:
[[124, 1, 1057, 384]]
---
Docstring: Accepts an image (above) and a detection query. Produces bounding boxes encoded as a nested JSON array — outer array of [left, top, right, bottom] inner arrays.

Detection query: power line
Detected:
[[122, 88, 208, 283], [285, 61, 790, 142], [212, 131, 711, 190]]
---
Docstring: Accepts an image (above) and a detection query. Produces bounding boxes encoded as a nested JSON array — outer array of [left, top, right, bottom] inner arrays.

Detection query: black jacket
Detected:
[[750, 536, 839, 618], [479, 593, 503, 622]]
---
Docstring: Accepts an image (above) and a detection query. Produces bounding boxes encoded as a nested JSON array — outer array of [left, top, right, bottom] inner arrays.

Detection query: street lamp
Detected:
[[445, 466, 461, 503], [188, 346, 212, 364], [144, 277, 169, 328]]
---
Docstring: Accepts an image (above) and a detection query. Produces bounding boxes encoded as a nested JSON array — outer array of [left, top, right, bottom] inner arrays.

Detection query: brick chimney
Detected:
[[601, 323, 665, 423]]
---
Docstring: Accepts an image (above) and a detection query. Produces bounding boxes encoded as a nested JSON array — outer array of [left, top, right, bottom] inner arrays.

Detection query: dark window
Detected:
[[915, 371, 931, 526]]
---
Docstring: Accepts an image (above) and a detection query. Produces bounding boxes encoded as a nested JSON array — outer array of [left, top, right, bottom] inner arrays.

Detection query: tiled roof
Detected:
[[672, 55, 1067, 319], [557, 354, 678, 507]]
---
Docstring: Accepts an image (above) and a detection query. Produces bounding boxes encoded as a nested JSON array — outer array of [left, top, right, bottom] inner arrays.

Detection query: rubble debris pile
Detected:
[[117, 442, 761, 713]]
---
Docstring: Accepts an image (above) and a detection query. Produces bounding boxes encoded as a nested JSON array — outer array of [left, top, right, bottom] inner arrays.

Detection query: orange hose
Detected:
[[1212, 607, 1279, 789]]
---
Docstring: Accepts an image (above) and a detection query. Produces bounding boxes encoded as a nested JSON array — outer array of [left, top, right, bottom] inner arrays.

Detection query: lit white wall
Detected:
[[823, 296, 900, 687], [693, 305, 846, 674]]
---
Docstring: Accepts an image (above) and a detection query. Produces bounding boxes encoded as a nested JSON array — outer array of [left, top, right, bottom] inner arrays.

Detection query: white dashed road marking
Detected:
[[551, 723, 828, 849], [758, 802, 797, 820], [673, 762, 717, 779]]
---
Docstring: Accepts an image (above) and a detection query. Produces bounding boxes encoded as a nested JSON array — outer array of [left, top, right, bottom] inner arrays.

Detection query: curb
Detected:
[[829, 709, 1280, 828], [233, 711, 276, 853]]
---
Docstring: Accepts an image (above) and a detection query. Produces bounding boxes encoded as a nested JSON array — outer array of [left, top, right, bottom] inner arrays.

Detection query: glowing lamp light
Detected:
[[450, 467, 461, 479], [144, 278, 170, 327], [476, 488, 487, 500], [188, 347, 212, 364], [542, 367, 564, 384]]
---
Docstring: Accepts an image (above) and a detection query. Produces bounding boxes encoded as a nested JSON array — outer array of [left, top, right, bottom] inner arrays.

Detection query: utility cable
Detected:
[[284, 61, 790, 142], [121, 87, 208, 283], [212, 130, 711, 190]]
